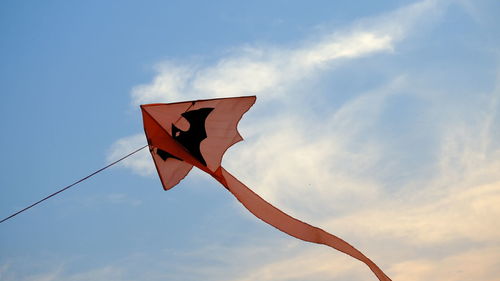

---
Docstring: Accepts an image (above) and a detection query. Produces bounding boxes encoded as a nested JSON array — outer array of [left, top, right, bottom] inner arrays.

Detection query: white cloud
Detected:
[[114, 0, 445, 174], [215, 77, 500, 280], [128, 0, 445, 106], [103, 0, 500, 280], [390, 247, 500, 281], [131, 64, 197, 106], [106, 134, 154, 176]]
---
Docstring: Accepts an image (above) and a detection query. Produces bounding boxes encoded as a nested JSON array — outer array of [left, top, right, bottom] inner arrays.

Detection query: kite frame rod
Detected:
[[0, 144, 148, 224]]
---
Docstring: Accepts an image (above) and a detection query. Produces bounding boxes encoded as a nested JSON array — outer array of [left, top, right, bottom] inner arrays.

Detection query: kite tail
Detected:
[[212, 167, 392, 281]]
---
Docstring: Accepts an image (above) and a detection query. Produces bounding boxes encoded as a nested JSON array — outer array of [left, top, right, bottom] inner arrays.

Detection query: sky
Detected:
[[1, 0, 499, 280]]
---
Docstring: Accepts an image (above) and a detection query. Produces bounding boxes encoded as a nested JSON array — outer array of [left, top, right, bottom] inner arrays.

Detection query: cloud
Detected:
[[129, 0, 446, 106], [224, 77, 406, 217], [106, 134, 154, 176], [390, 247, 500, 281], [215, 76, 500, 280], [0, 262, 64, 281], [322, 78, 500, 246], [106, 193, 142, 207], [112, 0, 446, 176], [0, 264, 125, 281], [130, 30, 393, 105], [228, 247, 367, 281], [102, 0, 500, 280]]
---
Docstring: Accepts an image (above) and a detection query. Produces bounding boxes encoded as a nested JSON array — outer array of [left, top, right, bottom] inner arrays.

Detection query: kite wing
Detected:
[[141, 96, 391, 281]]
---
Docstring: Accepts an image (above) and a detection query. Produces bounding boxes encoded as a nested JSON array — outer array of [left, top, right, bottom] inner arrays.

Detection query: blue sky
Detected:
[[1, 0, 499, 280]]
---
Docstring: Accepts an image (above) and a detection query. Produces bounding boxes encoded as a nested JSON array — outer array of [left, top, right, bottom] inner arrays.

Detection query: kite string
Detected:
[[0, 144, 148, 224]]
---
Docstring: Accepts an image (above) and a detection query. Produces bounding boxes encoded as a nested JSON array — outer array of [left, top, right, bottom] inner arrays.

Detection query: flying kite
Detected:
[[141, 96, 392, 281], [0, 95, 390, 280]]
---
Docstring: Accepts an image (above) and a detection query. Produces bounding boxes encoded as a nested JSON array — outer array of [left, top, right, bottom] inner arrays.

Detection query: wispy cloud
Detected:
[[106, 134, 153, 176], [0, 264, 125, 281], [103, 0, 500, 280], [110, 0, 445, 176], [106, 193, 142, 207], [129, 0, 444, 106], [391, 247, 500, 281], [129, 31, 393, 106]]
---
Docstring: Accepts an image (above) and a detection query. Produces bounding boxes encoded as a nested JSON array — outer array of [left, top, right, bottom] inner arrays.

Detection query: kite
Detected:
[[0, 95, 391, 280], [141, 96, 391, 281], [0, 95, 390, 280]]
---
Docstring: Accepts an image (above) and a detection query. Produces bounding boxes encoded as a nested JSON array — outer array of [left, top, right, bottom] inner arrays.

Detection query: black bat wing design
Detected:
[[155, 107, 214, 166]]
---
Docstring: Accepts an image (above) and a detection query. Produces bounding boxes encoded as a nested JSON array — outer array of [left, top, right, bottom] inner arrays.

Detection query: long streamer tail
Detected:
[[212, 167, 391, 281]]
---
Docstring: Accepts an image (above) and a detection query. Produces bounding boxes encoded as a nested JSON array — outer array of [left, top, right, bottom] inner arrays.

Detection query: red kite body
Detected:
[[141, 96, 391, 281]]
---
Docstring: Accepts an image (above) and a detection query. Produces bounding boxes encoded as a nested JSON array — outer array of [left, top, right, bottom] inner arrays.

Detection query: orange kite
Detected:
[[141, 96, 391, 281]]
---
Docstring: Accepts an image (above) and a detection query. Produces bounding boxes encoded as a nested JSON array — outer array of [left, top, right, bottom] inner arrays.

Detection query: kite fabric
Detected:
[[141, 96, 391, 281]]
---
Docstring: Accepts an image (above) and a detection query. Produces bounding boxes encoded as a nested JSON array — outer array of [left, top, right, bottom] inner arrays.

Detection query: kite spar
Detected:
[[141, 96, 392, 281]]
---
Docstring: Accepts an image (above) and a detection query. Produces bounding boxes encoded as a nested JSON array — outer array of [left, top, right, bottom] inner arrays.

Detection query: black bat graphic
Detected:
[[156, 107, 214, 166]]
